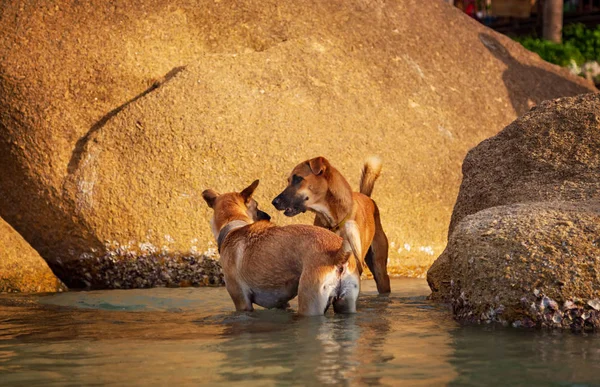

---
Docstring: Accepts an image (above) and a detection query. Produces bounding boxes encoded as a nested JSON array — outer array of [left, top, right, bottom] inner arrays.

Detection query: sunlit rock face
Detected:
[[428, 93, 600, 330], [0, 216, 66, 293], [0, 0, 595, 288]]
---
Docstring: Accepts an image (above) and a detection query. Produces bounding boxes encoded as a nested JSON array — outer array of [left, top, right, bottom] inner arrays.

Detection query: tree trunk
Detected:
[[543, 0, 564, 43]]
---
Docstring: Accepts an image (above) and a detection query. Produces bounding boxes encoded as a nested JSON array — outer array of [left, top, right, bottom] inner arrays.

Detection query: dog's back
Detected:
[[220, 222, 355, 310], [221, 223, 350, 282]]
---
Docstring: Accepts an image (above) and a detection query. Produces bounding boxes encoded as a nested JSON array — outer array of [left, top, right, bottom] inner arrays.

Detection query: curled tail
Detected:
[[359, 156, 382, 197]]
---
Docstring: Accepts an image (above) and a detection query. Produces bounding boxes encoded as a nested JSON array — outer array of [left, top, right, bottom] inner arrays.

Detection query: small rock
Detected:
[[587, 299, 600, 311], [541, 296, 559, 311], [582, 312, 591, 320]]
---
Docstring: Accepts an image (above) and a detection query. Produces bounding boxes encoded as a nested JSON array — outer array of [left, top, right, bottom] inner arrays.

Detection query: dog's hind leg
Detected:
[[332, 297, 356, 314], [367, 205, 391, 294], [297, 271, 334, 316], [332, 271, 360, 314]]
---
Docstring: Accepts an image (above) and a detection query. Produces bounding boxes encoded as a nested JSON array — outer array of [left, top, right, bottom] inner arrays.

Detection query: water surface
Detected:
[[1, 278, 599, 386]]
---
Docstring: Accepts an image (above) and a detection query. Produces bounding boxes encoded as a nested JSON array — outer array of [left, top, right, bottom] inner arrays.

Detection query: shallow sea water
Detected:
[[1, 278, 600, 386]]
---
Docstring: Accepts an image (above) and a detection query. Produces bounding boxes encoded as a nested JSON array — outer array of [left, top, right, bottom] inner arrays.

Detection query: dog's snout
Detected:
[[272, 196, 283, 210]]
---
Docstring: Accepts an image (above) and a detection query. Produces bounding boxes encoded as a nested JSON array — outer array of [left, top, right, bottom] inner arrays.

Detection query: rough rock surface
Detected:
[[65, 248, 224, 289], [448, 202, 600, 330], [448, 93, 600, 235], [0, 0, 595, 287], [0, 217, 66, 293], [427, 93, 600, 329]]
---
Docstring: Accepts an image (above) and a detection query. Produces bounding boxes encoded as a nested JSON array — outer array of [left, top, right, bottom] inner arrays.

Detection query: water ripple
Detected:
[[1, 279, 599, 386]]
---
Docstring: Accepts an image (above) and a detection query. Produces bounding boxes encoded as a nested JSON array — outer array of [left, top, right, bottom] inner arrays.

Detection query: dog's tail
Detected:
[[359, 156, 382, 197]]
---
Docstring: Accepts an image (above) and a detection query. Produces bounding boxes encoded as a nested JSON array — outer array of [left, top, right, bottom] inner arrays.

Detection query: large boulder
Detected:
[[428, 93, 600, 329], [0, 0, 595, 287], [0, 216, 66, 293], [448, 93, 600, 235]]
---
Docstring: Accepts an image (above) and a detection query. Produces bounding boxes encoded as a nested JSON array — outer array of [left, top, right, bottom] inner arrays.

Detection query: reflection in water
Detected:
[[1, 279, 599, 386], [213, 281, 456, 386], [450, 326, 600, 386], [215, 309, 376, 385]]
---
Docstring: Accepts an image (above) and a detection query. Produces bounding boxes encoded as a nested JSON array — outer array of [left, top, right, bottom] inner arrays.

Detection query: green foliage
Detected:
[[516, 37, 584, 66], [514, 24, 600, 67], [563, 23, 600, 63]]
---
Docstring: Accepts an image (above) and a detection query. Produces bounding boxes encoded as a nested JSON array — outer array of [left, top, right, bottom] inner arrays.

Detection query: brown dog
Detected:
[[202, 180, 359, 316], [272, 157, 391, 294]]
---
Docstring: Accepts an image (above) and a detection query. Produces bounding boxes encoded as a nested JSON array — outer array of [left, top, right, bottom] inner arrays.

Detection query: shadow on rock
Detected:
[[67, 66, 186, 174], [479, 33, 594, 116]]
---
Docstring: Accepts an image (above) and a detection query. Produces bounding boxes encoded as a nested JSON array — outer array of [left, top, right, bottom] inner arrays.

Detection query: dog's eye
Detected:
[[292, 175, 303, 185]]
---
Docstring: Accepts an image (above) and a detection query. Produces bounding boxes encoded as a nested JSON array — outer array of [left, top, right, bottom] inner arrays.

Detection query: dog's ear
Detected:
[[202, 189, 219, 208], [308, 157, 328, 175], [240, 180, 259, 202]]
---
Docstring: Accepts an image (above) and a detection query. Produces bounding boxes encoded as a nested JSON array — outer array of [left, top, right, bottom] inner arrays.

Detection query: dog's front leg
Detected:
[[343, 220, 363, 262], [225, 278, 254, 312]]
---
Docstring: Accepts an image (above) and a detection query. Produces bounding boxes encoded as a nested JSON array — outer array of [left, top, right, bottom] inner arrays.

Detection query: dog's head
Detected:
[[202, 180, 271, 237], [272, 156, 331, 217]]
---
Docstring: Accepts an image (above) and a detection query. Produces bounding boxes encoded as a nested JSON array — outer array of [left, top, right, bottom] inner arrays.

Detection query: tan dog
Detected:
[[202, 180, 359, 316], [272, 157, 391, 294]]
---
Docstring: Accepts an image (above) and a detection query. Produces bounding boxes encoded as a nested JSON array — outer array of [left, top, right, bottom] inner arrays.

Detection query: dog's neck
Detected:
[[311, 168, 353, 228], [217, 219, 250, 253]]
